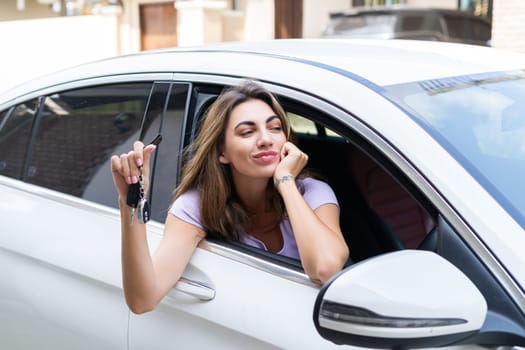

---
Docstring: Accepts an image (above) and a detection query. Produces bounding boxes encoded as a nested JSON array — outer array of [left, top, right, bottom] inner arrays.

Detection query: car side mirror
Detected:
[[313, 250, 487, 349]]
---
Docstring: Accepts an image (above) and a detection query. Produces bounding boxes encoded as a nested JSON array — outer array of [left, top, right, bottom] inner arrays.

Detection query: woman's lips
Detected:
[[253, 151, 278, 164]]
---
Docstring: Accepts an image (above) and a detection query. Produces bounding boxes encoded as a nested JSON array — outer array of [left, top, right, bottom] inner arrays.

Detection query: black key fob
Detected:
[[126, 183, 141, 208]]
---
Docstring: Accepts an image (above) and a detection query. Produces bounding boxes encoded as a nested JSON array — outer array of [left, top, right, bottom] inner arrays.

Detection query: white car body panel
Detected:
[[0, 177, 128, 349], [130, 236, 341, 349]]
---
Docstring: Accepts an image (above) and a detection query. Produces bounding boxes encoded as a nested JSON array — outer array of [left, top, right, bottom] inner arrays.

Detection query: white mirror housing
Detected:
[[314, 250, 487, 348]]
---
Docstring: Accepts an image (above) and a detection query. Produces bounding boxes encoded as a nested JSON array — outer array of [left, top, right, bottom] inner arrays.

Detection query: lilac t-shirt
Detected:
[[168, 177, 338, 260]]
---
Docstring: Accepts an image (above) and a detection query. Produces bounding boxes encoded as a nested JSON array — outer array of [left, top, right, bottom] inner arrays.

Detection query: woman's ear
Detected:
[[219, 152, 230, 164]]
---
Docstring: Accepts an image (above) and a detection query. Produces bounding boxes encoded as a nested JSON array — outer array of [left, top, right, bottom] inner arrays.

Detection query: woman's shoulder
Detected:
[[297, 176, 338, 208], [297, 176, 331, 190], [169, 189, 203, 228], [175, 189, 200, 203], [171, 188, 201, 211]]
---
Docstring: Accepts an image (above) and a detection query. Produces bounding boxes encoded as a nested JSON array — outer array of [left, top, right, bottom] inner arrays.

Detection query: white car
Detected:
[[1, 39, 525, 349]]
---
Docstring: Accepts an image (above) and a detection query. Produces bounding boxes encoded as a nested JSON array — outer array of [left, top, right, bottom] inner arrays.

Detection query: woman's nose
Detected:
[[257, 129, 273, 147]]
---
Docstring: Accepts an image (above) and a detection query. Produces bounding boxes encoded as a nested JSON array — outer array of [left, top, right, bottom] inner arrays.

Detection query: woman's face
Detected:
[[219, 98, 286, 181]]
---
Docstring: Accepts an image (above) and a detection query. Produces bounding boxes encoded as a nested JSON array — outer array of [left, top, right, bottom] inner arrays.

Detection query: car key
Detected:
[[126, 182, 141, 224], [126, 134, 162, 224]]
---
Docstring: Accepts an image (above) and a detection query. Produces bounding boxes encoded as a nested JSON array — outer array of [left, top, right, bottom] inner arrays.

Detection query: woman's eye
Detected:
[[240, 129, 254, 136]]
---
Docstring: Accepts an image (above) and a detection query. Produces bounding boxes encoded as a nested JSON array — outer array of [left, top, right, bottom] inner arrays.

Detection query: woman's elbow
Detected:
[[311, 250, 349, 284], [314, 263, 341, 285], [129, 304, 154, 315], [126, 296, 157, 315]]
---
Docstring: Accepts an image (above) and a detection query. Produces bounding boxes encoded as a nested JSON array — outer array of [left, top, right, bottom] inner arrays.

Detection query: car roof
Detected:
[[191, 38, 524, 80], [2, 39, 525, 105]]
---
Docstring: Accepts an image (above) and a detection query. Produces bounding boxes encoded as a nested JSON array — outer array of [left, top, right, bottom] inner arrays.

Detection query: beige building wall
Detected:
[[303, 0, 350, 38], [0, 0, 57, 20], [175, 0, 228, 46], [0, 15, 119, 93], [219, 0, 274, 43], [240, 0, 274, 41], [491, 0, 525, 53]]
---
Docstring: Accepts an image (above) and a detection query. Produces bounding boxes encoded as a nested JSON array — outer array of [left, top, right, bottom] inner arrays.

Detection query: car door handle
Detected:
[[174, 277, 215, 301]]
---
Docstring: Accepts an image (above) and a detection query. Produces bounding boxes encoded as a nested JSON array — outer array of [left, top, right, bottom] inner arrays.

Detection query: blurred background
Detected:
[[1, 0, 524, 93]]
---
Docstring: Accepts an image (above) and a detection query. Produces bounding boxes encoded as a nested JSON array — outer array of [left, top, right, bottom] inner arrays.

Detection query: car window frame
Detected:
[[142, 81, 192, 223], [0, 100, 39, 179], [182, 80, 440, 281]]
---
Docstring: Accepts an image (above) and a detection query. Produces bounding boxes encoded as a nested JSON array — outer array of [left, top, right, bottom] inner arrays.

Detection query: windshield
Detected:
[[386, 70, 525, 229]]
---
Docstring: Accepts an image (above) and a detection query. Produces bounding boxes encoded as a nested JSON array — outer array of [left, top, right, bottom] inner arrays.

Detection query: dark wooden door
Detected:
[[275, 0, 303, 38], [140, 3, 177, 51]]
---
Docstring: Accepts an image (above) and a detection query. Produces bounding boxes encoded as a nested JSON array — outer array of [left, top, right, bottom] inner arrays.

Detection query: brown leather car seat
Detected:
[[350, 149, 434, 249]]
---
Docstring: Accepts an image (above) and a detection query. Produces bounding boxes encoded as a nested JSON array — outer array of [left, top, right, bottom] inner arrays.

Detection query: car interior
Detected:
[[284, 104, 439, 265]]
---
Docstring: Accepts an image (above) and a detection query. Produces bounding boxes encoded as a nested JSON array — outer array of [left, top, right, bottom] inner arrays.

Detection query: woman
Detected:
[[111, 80, 349, 314]]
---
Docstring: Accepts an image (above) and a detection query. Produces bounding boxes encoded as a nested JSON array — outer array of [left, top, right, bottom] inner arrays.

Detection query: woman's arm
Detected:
[[278, 180, 349, 284], [120, 210, 204, 314], [112, 141, 204, 314], [275, 142, 349, 284]]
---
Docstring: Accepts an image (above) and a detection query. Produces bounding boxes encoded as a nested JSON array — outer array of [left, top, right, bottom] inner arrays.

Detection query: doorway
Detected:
[[274, 0, 303, 38], [139, 3, 177, 51]]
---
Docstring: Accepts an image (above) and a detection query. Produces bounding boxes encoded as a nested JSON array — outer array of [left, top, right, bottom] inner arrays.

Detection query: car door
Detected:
[[0, 79, 171, 349]]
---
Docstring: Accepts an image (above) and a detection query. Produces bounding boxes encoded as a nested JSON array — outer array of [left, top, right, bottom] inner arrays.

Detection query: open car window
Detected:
[[286, 108, 437, 263], [188, 85, 437, 274]]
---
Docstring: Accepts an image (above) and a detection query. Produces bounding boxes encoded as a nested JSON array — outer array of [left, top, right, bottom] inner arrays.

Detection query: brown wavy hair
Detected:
[[174, 80, 292, 240]]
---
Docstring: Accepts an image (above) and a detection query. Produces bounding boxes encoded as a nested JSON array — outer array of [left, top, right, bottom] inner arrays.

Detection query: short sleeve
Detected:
[[168, 190, 203, 229], [298, 177, 339, 210]]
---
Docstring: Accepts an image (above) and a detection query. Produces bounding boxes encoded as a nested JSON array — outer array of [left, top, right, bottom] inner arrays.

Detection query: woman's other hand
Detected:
[[274, 141, 308, 182]]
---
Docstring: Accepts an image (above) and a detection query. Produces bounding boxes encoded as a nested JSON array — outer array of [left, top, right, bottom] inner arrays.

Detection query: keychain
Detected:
[[127, 168, 150, 224], [136, 174, 150, 224], [125, 134, 162, 225]]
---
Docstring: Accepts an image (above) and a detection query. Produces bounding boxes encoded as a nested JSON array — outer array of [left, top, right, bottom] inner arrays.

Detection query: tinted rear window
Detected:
[[333, 13, 396, 34], [444, 15, 491, 41]]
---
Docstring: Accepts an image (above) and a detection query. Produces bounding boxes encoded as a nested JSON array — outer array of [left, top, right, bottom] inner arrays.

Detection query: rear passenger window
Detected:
[[0, 99, 39, 179], [288, 113, 340, 138], [24, 83, 153, 208]]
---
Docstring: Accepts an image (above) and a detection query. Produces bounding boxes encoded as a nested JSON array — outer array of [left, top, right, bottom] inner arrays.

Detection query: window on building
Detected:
[[459, 0, 491, 19]]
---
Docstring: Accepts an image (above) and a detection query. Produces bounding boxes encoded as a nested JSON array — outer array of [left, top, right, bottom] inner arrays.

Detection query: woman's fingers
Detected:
[[110, 140, 158, 197], [110, 154, 122, 174], [276, 142, 308, 178], [133, 140, 145, 165], [141, 144, 157, 175], [111, 153, 129, 197]]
